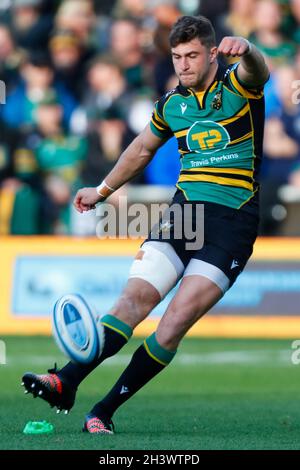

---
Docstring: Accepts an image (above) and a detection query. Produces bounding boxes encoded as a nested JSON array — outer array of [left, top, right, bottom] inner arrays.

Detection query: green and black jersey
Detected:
[[150, 62, 267, 213]]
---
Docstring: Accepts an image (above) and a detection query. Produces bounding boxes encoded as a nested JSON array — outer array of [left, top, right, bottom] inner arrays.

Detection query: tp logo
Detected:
[[291, 340, 300, 365], [187, 121, 230, 155], [0, 340, 6, 365]]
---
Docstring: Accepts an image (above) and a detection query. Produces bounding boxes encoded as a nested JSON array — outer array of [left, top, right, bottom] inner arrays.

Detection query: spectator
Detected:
[[109, 18, 148, 89], [197, 0, 229, 24], [215, 0, 256, 43], [94, 0, 118, 16], [0, 0, 11, 23], [20, 89, 87, 234], [152, 3, 181, 95], [79, 103, 141, 236], [290, 0, 300, 43], [81, 105, 136, 187], [0, 117, 41, 234], [55, 0, 97, 48], [49, 29, 92, 100], [2, 51, 77, 130], [250, 0, 296, 68], [0, 23, 24, 93], [10, 0, 53, 52], [260, 65, 300, 234], [263, 66, 300, 184], [76, 55, 142, 134], [0, 119, 20, 184], [112, 0, 149, 20]]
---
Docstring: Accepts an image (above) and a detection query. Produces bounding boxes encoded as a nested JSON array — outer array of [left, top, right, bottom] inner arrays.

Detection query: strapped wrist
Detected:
[[96, 180, 115, 198]]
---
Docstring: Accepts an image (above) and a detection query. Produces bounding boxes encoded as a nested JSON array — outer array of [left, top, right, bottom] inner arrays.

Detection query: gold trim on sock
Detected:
[[101, 322, 130, 341], [143, 340, 168, 366]]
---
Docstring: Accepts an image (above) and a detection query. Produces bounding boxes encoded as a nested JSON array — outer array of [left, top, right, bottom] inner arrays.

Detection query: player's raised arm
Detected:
[[74, 123, 165, 213], [217, 36, 269, 88]]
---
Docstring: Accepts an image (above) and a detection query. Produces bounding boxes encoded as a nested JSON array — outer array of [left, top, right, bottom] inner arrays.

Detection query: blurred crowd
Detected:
[[0, 0, 300, 235]]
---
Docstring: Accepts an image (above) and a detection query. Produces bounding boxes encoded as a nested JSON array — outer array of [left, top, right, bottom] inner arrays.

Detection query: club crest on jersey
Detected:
[[211, 91, 222, 110], [187, 121, 230, 155]]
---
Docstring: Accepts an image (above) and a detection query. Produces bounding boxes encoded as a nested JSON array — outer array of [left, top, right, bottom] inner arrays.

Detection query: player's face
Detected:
[[171, 38, 217, 90]]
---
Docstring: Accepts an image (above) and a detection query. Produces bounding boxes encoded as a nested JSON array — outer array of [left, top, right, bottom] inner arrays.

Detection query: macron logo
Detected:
[[180, 103, 187, 115], [120, 386, 129, 395], [231, 260, 240, 269]]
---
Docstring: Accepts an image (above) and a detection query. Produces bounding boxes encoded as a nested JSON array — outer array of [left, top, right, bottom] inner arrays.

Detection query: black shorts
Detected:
[[145, 201, 259, 289]]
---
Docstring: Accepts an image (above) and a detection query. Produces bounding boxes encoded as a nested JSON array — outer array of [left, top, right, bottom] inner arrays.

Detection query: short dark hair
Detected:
[[169, 15, 216, 49]]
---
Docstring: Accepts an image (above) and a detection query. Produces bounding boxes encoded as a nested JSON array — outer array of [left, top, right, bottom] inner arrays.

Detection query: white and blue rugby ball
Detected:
[[52, 294, 104, 364]]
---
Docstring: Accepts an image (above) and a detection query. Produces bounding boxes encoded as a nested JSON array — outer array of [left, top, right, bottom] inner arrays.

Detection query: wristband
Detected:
[[96, 180, 115, 198]]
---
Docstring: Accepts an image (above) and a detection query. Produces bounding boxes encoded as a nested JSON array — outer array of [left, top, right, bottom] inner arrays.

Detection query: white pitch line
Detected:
[[6, 350, 291, 367]]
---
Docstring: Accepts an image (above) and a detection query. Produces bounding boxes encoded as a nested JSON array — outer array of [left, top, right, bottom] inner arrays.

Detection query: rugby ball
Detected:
[[52, 293, 104, 364]]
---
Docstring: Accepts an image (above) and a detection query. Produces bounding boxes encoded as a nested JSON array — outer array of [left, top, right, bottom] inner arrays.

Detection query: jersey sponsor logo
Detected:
[[180, 102, 187, 114], [190, 153, 239, 167], [187, 121, 230, 155]]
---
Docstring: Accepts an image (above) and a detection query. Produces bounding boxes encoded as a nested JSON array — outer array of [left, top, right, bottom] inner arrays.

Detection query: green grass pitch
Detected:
[[1, 335, 300, 450]]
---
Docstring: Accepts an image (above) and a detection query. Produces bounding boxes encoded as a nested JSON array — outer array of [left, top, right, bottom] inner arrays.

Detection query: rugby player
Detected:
[[22, 15, 269, 434]]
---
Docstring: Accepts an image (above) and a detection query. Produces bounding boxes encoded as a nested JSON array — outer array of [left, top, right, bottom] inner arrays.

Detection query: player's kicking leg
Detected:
[[21, 241, 181, 415], [21, 278, 161, 413], [83, 274, 223, 434]]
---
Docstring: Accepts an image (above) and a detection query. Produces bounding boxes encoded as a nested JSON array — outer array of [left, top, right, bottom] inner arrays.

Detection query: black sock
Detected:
[[56, 315, 133, 389], [91, 332, 176, 419]]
